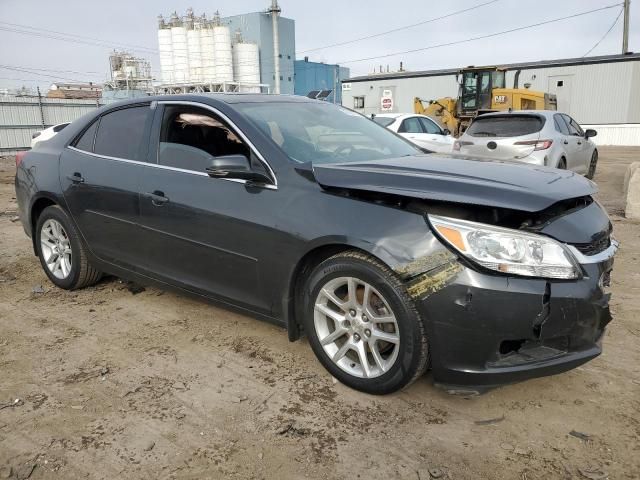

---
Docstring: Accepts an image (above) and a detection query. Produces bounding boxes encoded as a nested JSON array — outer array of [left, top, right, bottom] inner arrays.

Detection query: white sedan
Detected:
[[373, 113, 455, 154], [31, 122, 70, 148]]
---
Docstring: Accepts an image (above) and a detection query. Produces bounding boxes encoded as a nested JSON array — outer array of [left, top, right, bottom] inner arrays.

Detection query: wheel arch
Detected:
[[283, 240, 399, 342], [29, 194, 59, 255]]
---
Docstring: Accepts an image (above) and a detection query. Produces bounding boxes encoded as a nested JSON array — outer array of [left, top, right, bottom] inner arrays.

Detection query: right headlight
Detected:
[[428, 215, 580, 280]]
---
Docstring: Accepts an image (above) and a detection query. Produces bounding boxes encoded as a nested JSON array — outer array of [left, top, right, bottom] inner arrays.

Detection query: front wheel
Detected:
[[586, 150, 598, 179], [303, 251, 429, 395]]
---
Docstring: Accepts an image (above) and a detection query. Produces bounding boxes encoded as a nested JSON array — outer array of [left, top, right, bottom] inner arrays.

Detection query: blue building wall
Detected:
[[294, 60, 350, 103], [223, 12, 295, 94]]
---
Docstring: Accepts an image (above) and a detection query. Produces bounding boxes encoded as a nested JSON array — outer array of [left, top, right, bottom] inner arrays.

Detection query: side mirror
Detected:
[[442, 128, 451, 136], [585, 129, 597, 138], [205, 154, 272, 184]]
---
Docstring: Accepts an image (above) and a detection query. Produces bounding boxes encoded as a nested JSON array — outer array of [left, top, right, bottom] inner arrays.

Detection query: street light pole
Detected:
[[268, 0, 281, 94], [623, 0, 631, 54]]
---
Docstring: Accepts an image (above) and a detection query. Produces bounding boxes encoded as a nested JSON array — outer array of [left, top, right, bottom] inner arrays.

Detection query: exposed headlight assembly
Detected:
[[428, 215, 580, 280]]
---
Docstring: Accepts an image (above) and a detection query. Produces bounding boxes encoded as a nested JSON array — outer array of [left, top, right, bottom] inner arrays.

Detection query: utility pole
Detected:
[[268, 0, 281, 94], [623, 0, 631, 54]]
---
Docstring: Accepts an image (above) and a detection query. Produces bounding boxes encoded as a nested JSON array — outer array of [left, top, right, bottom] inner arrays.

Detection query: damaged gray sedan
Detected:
[[15, 94, 617, 395]]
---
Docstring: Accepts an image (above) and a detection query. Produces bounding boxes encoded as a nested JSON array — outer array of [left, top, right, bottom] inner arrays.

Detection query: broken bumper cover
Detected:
[[417, 248, 615, 392]]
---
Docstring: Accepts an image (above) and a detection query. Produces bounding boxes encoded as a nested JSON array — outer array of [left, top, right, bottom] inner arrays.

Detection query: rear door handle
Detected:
[[145, 190, 169, 206], [577, 141, 582, 145], [563, 140, 569, 145], [66, 172, 84, 183]]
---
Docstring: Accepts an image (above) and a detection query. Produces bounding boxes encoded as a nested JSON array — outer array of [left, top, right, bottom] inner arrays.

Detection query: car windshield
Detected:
[[372, 116, 395, 127], [466, 115, 544, 137], [236, 101, 419, 164]]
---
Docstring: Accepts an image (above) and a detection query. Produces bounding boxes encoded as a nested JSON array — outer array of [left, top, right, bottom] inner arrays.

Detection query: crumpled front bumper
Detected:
[[415, 243, 616, 394]]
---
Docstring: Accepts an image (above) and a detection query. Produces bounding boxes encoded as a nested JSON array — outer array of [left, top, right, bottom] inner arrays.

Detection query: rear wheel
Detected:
[[304, 251, 429, 395], [557, 157, 567, 170], [35, 205, 102, 290], [586, 150, 598, 179]]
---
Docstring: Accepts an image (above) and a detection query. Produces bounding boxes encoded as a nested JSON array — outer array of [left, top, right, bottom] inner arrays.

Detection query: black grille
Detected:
[[573, 235, 611, 256]]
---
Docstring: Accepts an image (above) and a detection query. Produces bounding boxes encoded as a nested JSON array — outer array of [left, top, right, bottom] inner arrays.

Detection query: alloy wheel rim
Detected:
[[314, 276, 400, 379], [40, 219, 72, 280]]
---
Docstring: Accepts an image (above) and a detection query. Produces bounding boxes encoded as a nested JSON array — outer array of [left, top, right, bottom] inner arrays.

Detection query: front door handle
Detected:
[[66, 172, 84, 183], [563, 140, 569, 145], [145, 190, 169, 206], [577, 141, 583, 145]]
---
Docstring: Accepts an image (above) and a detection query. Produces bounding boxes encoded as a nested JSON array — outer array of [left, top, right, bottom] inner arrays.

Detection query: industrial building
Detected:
[[154, 2, 292, 94], [102, 50, 153, 101], [342, 53, 640, 145], [294, 58, 350, 103], [47, 82, 102, 100]]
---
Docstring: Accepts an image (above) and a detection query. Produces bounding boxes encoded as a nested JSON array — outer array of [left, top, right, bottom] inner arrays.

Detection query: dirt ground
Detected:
[[0, 148, 639, 480]]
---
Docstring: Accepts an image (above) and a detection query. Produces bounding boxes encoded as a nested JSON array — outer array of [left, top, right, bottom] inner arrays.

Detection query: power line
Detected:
[[336, 3, 624, 65], [0, 64, 102, 75], [0, 65, 95, 84], [583, 7, 624, 57], [0, 21, 157, 53], [298, 0, 501, 54]]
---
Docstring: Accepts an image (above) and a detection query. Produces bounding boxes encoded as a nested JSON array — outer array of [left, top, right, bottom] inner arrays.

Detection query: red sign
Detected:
[[381, 97, 393, 110]]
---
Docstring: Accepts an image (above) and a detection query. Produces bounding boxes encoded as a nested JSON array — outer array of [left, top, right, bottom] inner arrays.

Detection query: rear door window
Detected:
[[93, 105, 150, 160], [398, 117, 423, 134], [554, 114, 570, 135], [466, 115, 544, 137]]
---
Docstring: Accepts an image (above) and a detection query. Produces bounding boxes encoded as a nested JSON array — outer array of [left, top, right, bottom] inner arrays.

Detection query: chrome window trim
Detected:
[[66, 98, 281, 190], [66, 146, 277, 190], [157, 100, 278, 188]]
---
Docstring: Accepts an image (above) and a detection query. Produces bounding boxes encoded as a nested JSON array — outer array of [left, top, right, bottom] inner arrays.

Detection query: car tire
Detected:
[[557, 157, 567, 170], [303, 250, 430, 395], [35, 205, 102, 290], [586, 150, 598, 179]]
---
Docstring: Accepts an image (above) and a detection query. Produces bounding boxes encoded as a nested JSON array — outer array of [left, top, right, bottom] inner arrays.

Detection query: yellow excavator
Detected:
[[415, 67, 557, 136]]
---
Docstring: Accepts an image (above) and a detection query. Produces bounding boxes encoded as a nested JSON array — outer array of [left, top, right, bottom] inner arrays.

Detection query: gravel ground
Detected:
[[0, 148, 639, 479]]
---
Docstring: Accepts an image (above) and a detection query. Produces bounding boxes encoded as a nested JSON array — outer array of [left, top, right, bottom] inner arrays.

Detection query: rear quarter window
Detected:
[[466, 115, 544, 137], [73, 120, 98, 152]]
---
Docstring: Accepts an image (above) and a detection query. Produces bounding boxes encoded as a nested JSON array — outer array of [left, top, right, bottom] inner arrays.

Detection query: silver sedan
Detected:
[[454, 110, 598, 178]]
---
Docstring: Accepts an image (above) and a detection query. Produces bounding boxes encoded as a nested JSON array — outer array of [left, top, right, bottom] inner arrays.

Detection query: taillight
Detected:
[[15, 150, 28, 167], [514, 139, 553, 151]]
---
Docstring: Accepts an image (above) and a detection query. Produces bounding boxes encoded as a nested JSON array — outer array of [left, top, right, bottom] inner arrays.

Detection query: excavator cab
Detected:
[[458, 68, 506, 115]]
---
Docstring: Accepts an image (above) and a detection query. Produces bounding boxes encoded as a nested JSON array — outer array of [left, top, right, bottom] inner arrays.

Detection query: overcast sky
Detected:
[[0, 0, 638, 90]]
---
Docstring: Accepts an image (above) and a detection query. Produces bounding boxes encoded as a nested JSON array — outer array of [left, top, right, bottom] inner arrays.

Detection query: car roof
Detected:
[[375, 113, 435, 121], [104, 93, 319, 109], [475, 110, 556, 119]]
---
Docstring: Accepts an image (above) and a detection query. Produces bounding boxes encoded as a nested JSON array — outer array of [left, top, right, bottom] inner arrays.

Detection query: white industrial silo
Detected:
[[157, 16, 174, 83], [213, 23, 234, 83], [187, 28, 202, 83], [233, 42, 260, 92], [200, 24, 216, 83], [171, 16, 189, 83]]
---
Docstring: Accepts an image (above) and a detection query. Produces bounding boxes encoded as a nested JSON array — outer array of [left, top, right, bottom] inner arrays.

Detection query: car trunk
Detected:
[[459, 114, 543, 161]]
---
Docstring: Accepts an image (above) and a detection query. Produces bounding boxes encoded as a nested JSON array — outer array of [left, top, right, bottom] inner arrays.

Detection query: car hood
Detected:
[[312, 155, 597, 212]]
